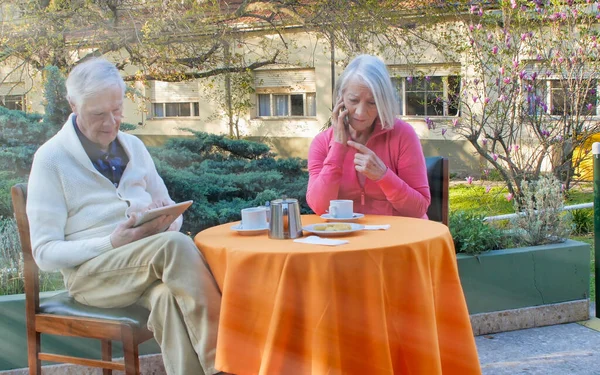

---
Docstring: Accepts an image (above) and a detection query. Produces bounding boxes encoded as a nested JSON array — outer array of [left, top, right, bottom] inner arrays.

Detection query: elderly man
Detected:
[[27, 58, 224, 375]]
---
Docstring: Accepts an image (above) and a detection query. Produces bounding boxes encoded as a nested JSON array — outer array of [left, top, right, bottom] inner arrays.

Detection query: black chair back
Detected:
[[425, 156, 449, 226]]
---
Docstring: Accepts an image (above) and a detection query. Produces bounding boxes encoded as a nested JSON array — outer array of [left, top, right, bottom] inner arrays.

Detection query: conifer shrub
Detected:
[[150, 129, 310, 234]]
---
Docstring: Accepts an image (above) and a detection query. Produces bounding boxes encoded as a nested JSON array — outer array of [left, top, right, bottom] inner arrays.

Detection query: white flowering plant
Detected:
[[509, 174, 573, 247]]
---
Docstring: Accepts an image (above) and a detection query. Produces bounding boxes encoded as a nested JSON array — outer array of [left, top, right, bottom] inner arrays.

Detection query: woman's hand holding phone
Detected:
[[333, 97, 349, 145]]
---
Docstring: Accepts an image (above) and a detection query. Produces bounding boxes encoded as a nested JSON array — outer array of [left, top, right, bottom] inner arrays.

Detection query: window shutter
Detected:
[[151, 81, 199, 102], [388, 64, 460, 77], [0, 82, 25, 96], [254, 69, 316, 93]]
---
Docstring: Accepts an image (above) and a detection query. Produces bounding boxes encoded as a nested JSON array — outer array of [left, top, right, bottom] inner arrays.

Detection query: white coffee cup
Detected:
[[241, 207, 268, 229], [329, 199, 354, 219]]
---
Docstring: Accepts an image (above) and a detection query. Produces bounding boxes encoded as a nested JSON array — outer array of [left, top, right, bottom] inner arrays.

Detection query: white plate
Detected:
[[302, 222, 365, 237], [320, 213, 365, 221], [231, 223, 268, 236]]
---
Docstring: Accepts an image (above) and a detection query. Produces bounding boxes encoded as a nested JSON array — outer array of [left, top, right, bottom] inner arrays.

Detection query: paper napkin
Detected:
[[293, 235, 349, 246], [363, 225, 391, 230]]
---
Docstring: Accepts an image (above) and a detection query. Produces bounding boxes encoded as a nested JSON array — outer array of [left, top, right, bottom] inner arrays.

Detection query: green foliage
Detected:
[[0, 106, 51, 213], [150, 130, 310, 233], [0, 218, 63, 296], [42, 66, 71, 132], [119, 122, 138, 131], [0, 102, 60, 219], [450, 176, 578, 254], [0, 172, 23, 218], [0, 218, 24, 295], [449, 211, 510, 255], [571, 209, 593, 236]]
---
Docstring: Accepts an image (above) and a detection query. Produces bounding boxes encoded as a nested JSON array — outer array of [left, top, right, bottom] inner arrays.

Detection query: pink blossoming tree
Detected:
[[424, 0, 600, 204]]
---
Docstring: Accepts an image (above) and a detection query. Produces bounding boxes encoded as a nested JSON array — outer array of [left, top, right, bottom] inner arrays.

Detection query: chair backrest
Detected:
[[11, 183, 41, 310], [425, 157, 449, 226]]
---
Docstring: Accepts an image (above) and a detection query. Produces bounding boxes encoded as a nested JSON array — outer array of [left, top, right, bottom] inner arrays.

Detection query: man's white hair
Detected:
[[66, 58, 126, 108]]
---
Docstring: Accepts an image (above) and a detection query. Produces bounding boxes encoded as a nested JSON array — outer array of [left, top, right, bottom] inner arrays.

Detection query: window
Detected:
[[0, 95, 24, 111], [152, 102, 199, 118], [392, 76, 460, 117], [257, 93, 316, 117], [254, 68, 317, 118], [529, 79, 598, 116], [150, 80, 200, 119]]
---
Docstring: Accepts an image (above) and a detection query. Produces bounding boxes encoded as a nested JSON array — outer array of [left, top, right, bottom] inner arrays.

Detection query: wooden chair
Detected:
[[425, 156, 449, 226], [11, 183, 154, 375]]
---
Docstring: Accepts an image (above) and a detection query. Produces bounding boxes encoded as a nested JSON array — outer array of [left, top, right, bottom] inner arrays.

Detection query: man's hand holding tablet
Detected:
[[110, 200, 194, 249], [132, 200, 193, 227]]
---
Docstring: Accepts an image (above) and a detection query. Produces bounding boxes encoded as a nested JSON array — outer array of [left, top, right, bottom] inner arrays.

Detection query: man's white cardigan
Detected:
[[27, 115, 181, 272]]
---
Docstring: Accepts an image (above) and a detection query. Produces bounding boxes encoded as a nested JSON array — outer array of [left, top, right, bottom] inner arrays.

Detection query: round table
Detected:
[[194, 214, 481, 375]]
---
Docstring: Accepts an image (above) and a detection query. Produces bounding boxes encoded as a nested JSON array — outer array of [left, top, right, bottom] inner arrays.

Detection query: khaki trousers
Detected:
[[63, 231, 221, 375]]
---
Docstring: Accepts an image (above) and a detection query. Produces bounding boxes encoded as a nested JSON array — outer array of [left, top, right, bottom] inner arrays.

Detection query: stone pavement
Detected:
[[477, 311, 600, 375], [3, 312, 600, 375]]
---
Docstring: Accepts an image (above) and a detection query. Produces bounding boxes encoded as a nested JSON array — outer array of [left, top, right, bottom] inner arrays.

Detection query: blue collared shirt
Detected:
[[73, 117, 129, 187]]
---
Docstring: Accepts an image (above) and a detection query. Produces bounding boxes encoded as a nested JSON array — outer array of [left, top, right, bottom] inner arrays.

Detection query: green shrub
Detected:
[[0, 218, 63, 295], [572, 208, 593, 235], [42, 65, 71, 134], [0, 107, 50, 175], [0, 172, 24, 218], [449, 211, 510, 255], [150, 130, 310, 234]]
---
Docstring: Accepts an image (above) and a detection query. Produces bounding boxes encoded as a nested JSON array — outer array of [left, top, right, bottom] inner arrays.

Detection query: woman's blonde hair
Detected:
[[334, 54, 399, 129]]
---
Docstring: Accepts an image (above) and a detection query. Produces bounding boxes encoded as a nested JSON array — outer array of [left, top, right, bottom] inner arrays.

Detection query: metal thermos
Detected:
[[269, 198, 303, 239]]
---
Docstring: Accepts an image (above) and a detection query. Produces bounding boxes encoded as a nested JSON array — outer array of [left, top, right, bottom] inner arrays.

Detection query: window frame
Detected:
[[0, 94, 25, 111], [529, 78, 600, 118], [151, 102, 200, 118], [392, 75, 460, 118], [256, 92, 317, 118]]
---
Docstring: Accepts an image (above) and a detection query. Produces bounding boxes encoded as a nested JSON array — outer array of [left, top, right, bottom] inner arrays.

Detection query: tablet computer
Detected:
[[132, 200, 193, 227]]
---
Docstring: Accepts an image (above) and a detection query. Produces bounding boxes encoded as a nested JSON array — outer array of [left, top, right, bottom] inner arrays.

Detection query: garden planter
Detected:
[[457, 239, 591, 334]]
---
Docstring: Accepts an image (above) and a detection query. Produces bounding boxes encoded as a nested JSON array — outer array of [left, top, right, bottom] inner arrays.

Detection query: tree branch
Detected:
[[122, 51, 280, 81]]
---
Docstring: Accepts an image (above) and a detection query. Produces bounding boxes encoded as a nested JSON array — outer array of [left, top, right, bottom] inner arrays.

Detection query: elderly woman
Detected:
[[27, 58, 224, 375], [307, 54, 431, 218]]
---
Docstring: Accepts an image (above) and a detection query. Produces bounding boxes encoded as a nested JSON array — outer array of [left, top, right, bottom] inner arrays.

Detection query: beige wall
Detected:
[[1, 28, 485, 175]]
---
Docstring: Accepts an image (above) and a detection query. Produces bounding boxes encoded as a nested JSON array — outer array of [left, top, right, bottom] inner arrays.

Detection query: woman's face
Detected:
[[70, 86, 123, 151], [342, 78, 379, 132]]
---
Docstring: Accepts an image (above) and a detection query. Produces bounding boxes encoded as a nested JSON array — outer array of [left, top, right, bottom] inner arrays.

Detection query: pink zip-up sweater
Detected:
[[307, 118, 431, 218]]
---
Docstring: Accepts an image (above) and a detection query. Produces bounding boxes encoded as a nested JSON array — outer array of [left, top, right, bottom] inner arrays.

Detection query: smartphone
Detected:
[[341, 106, 349, 127]]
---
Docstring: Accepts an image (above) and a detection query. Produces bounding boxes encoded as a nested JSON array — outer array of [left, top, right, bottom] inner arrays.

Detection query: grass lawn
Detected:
[[450, 181, 596, 302], [449, 181, 593, 215]]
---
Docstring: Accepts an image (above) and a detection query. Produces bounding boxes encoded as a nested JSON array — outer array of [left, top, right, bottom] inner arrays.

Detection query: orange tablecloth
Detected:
[[194, 215, 481, 375]]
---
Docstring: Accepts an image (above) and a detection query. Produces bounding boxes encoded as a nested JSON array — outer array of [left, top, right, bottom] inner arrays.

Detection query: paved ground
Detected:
[[477, 308, 600, 375]]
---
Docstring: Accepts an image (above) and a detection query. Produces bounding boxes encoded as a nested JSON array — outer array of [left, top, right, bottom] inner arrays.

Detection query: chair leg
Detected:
[[122, 325, 140, 375], [27, 331, 41, 375], [102, 340, 112, 375]]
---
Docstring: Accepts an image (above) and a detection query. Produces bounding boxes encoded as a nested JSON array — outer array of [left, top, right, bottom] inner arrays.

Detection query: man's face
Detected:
[[70, 87, 123, 151]]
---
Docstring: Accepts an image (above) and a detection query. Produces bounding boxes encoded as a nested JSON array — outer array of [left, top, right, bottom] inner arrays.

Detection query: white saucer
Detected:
[[231, 223, 268, 236], [320, 213, 365, 221]]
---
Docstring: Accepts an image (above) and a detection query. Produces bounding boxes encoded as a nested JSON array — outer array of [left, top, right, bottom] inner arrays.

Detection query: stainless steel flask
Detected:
[[268, 198, 303, 239]]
